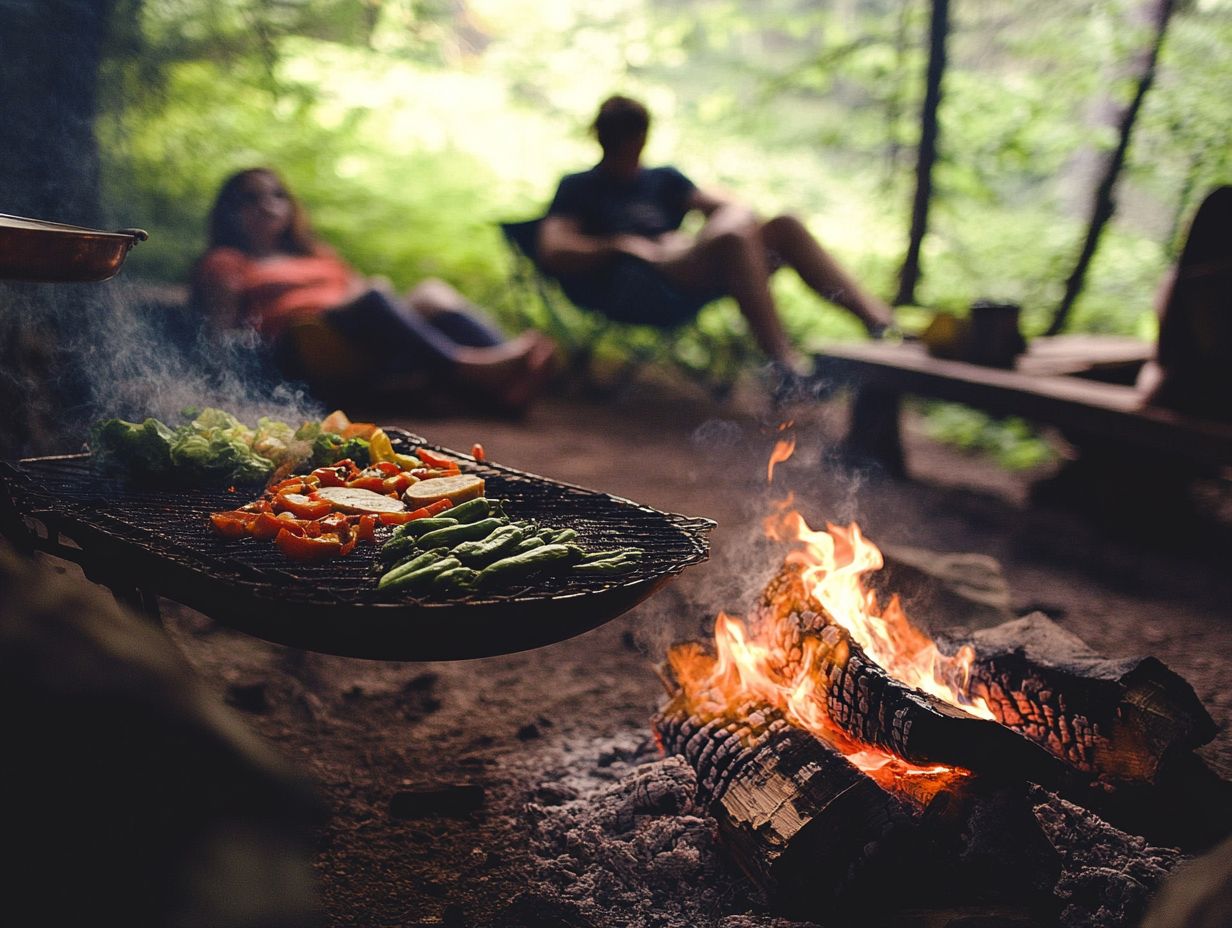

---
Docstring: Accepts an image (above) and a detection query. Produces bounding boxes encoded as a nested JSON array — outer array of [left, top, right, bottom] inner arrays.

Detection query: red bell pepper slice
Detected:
[[383, 498, 457, 525], [250, 511, 288, 540], [274, 529, 342, 561], [273, 492, 334, 520], [354, 514, 377, 542], [416, 448, 456, 469], [471, 443, 485, 462], [210, 511, 255, 538], [382, 473, 415, 495], [344, 475, 387, 493]]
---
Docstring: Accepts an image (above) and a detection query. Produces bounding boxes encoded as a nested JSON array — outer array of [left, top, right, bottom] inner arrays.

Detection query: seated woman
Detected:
[[1137, 185, 1232, 422], [192, 168, 555, 413]]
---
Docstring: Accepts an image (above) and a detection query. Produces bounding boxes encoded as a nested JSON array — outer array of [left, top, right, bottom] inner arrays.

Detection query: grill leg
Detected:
[[110, 586, 163, 625]]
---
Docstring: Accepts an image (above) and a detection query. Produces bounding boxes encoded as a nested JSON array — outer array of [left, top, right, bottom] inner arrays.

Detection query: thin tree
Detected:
[[1046, 0, 1177, 336], [894, 0, 949, 307]]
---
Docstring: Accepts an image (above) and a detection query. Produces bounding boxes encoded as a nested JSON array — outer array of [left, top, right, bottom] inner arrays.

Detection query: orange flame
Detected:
[[766, 517, 993, 719], [767, 423, 796, 483], [668, 510, 992, 799]]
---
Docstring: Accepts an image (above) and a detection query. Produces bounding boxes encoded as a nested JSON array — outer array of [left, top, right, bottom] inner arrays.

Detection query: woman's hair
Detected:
[[592, 95, 650, 154], [206, 167, 317, 255]]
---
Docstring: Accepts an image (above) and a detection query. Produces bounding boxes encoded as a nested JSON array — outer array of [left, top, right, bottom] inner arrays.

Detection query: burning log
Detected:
[[750, 565, 1068, 786], [653, 695, 915, 913], [950, 613, 1216, 785]]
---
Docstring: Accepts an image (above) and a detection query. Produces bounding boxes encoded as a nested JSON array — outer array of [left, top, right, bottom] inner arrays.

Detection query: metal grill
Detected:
[[0, 429, 713, 660]]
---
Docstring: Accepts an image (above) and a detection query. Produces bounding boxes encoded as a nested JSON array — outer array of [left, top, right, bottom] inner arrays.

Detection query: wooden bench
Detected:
[[812, 335, 1232, 478]]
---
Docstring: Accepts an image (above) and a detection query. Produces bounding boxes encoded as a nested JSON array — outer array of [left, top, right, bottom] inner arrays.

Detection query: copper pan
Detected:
[[0, 212, 147, 283]]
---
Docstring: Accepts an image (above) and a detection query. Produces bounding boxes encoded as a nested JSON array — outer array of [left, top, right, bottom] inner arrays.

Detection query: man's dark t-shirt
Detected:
[[543, 165, 717, 325], [547, 165, 696, 237]]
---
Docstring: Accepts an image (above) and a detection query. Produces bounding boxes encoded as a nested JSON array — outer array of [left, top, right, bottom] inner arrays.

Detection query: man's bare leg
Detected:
[[759, 214, 894, 332]]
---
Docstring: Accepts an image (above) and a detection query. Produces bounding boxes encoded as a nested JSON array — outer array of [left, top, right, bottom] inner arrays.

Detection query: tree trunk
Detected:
[[1045, 0, 1176, 336], [893, 0, 948, 307], [0, 0, 119, 456]]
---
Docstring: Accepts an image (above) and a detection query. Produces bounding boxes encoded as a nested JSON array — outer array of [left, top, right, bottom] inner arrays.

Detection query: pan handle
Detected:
[[116, 228, 149, 243]]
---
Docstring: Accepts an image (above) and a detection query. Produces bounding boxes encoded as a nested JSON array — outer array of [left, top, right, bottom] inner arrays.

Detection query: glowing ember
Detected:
[[666, 432, 995, 798]]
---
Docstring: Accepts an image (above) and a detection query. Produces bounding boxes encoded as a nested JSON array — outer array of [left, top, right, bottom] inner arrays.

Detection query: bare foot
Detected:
[[453, 332, 558, 414]]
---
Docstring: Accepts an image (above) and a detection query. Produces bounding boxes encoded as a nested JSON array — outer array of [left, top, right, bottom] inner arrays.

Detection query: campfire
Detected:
[[652, 434, 1221, 920]]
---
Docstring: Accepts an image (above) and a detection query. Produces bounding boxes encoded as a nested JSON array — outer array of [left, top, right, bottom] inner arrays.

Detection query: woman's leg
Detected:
[[405, 278, 506, 348], [324, 289, 463, 375], [325, 288, 554, 411]]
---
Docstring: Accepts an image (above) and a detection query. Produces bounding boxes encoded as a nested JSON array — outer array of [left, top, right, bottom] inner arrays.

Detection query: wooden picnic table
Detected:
[[812, 335, 1232, 477]]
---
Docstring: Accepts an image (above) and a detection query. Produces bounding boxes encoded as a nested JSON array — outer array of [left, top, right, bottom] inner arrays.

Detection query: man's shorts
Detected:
[[562, 256, 725, 328]]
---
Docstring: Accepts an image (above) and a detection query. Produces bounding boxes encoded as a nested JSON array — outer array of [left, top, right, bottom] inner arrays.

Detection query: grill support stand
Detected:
[[0, 489, 163, 626]]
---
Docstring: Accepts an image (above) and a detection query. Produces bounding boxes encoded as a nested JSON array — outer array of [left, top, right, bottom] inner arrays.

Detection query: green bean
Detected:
[[379, 556, 462, 594], [451, 524, 525, 567], [548, 528, 579, 545], [379, 533, 435, 564], [377, 549, 448, 589], [414, 517, 506, 550], [445, 496, 490, 524], [512, 536, 546, 554], [431, 566, 480, 593], [571, 555, 641, 575], [390, 516, 457, 540], [475, 543, 580, 589]]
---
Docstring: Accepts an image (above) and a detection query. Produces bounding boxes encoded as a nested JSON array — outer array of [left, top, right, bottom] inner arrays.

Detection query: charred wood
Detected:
[[748, 570, 1067, 786], [654, 697, 914, 915], [950, 613, 1216, 785], [795, 621, 1068, 786]]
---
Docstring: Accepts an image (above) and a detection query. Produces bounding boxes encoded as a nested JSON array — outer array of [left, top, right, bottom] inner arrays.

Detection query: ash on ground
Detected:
[[501, 731, 1188, 928], [507, 732, 814, 928]]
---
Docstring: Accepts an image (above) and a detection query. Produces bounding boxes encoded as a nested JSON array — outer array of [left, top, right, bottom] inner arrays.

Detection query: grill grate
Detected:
[[0, 429, 713, 660]]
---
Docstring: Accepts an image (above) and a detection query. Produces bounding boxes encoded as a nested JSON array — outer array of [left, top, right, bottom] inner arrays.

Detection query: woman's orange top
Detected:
[[193, 246, 358, 340]]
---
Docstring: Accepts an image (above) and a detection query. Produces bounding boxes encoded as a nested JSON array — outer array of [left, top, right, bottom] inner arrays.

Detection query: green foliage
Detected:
[[919, 402, 1056, 471], [94, 0, 1229, 466]]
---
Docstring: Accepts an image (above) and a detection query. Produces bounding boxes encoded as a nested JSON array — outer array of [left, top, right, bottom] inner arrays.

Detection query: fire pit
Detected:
[[0, 428, 713, 660], [651, 512, 1225, 922]]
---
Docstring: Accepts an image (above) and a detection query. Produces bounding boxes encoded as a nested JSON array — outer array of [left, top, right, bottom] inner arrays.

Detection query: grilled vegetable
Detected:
[[377, 549, 450, 590], [444, 496, 490, 524], [315, 486, 407, 514], [451, 524, 525, 566], [475, 544, 580, 589], [402, 474, 485, 508], [414, 517, 506, 550], [431, 566, 481, 593], [390, 516, 458, 540], [379, 556, 462, 593]]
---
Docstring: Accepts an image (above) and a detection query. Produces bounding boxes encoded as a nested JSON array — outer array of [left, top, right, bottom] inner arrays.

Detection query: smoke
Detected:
[[627, 411, 881, 663], [70, 280, 323, 437]]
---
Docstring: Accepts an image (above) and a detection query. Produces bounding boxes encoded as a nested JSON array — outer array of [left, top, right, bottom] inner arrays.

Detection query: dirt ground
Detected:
[[153, 372, 1232, 926]]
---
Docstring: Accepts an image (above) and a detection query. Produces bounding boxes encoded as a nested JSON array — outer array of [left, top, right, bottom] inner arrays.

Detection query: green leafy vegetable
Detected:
[[91, 407, 349, 484]]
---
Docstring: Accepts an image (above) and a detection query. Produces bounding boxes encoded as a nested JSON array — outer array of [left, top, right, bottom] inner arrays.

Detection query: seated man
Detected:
[[537, 95, 896, 377]]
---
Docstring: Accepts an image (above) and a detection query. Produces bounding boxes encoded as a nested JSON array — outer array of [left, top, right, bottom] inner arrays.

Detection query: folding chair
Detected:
[[499, 217, 750, 400]]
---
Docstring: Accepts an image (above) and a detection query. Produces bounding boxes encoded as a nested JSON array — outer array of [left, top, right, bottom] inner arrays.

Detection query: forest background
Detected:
[[80, 0, 1232, 459]]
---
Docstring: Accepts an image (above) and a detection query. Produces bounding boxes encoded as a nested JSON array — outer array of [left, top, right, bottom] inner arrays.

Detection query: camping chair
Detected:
[[499, 217, 751, 399]]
